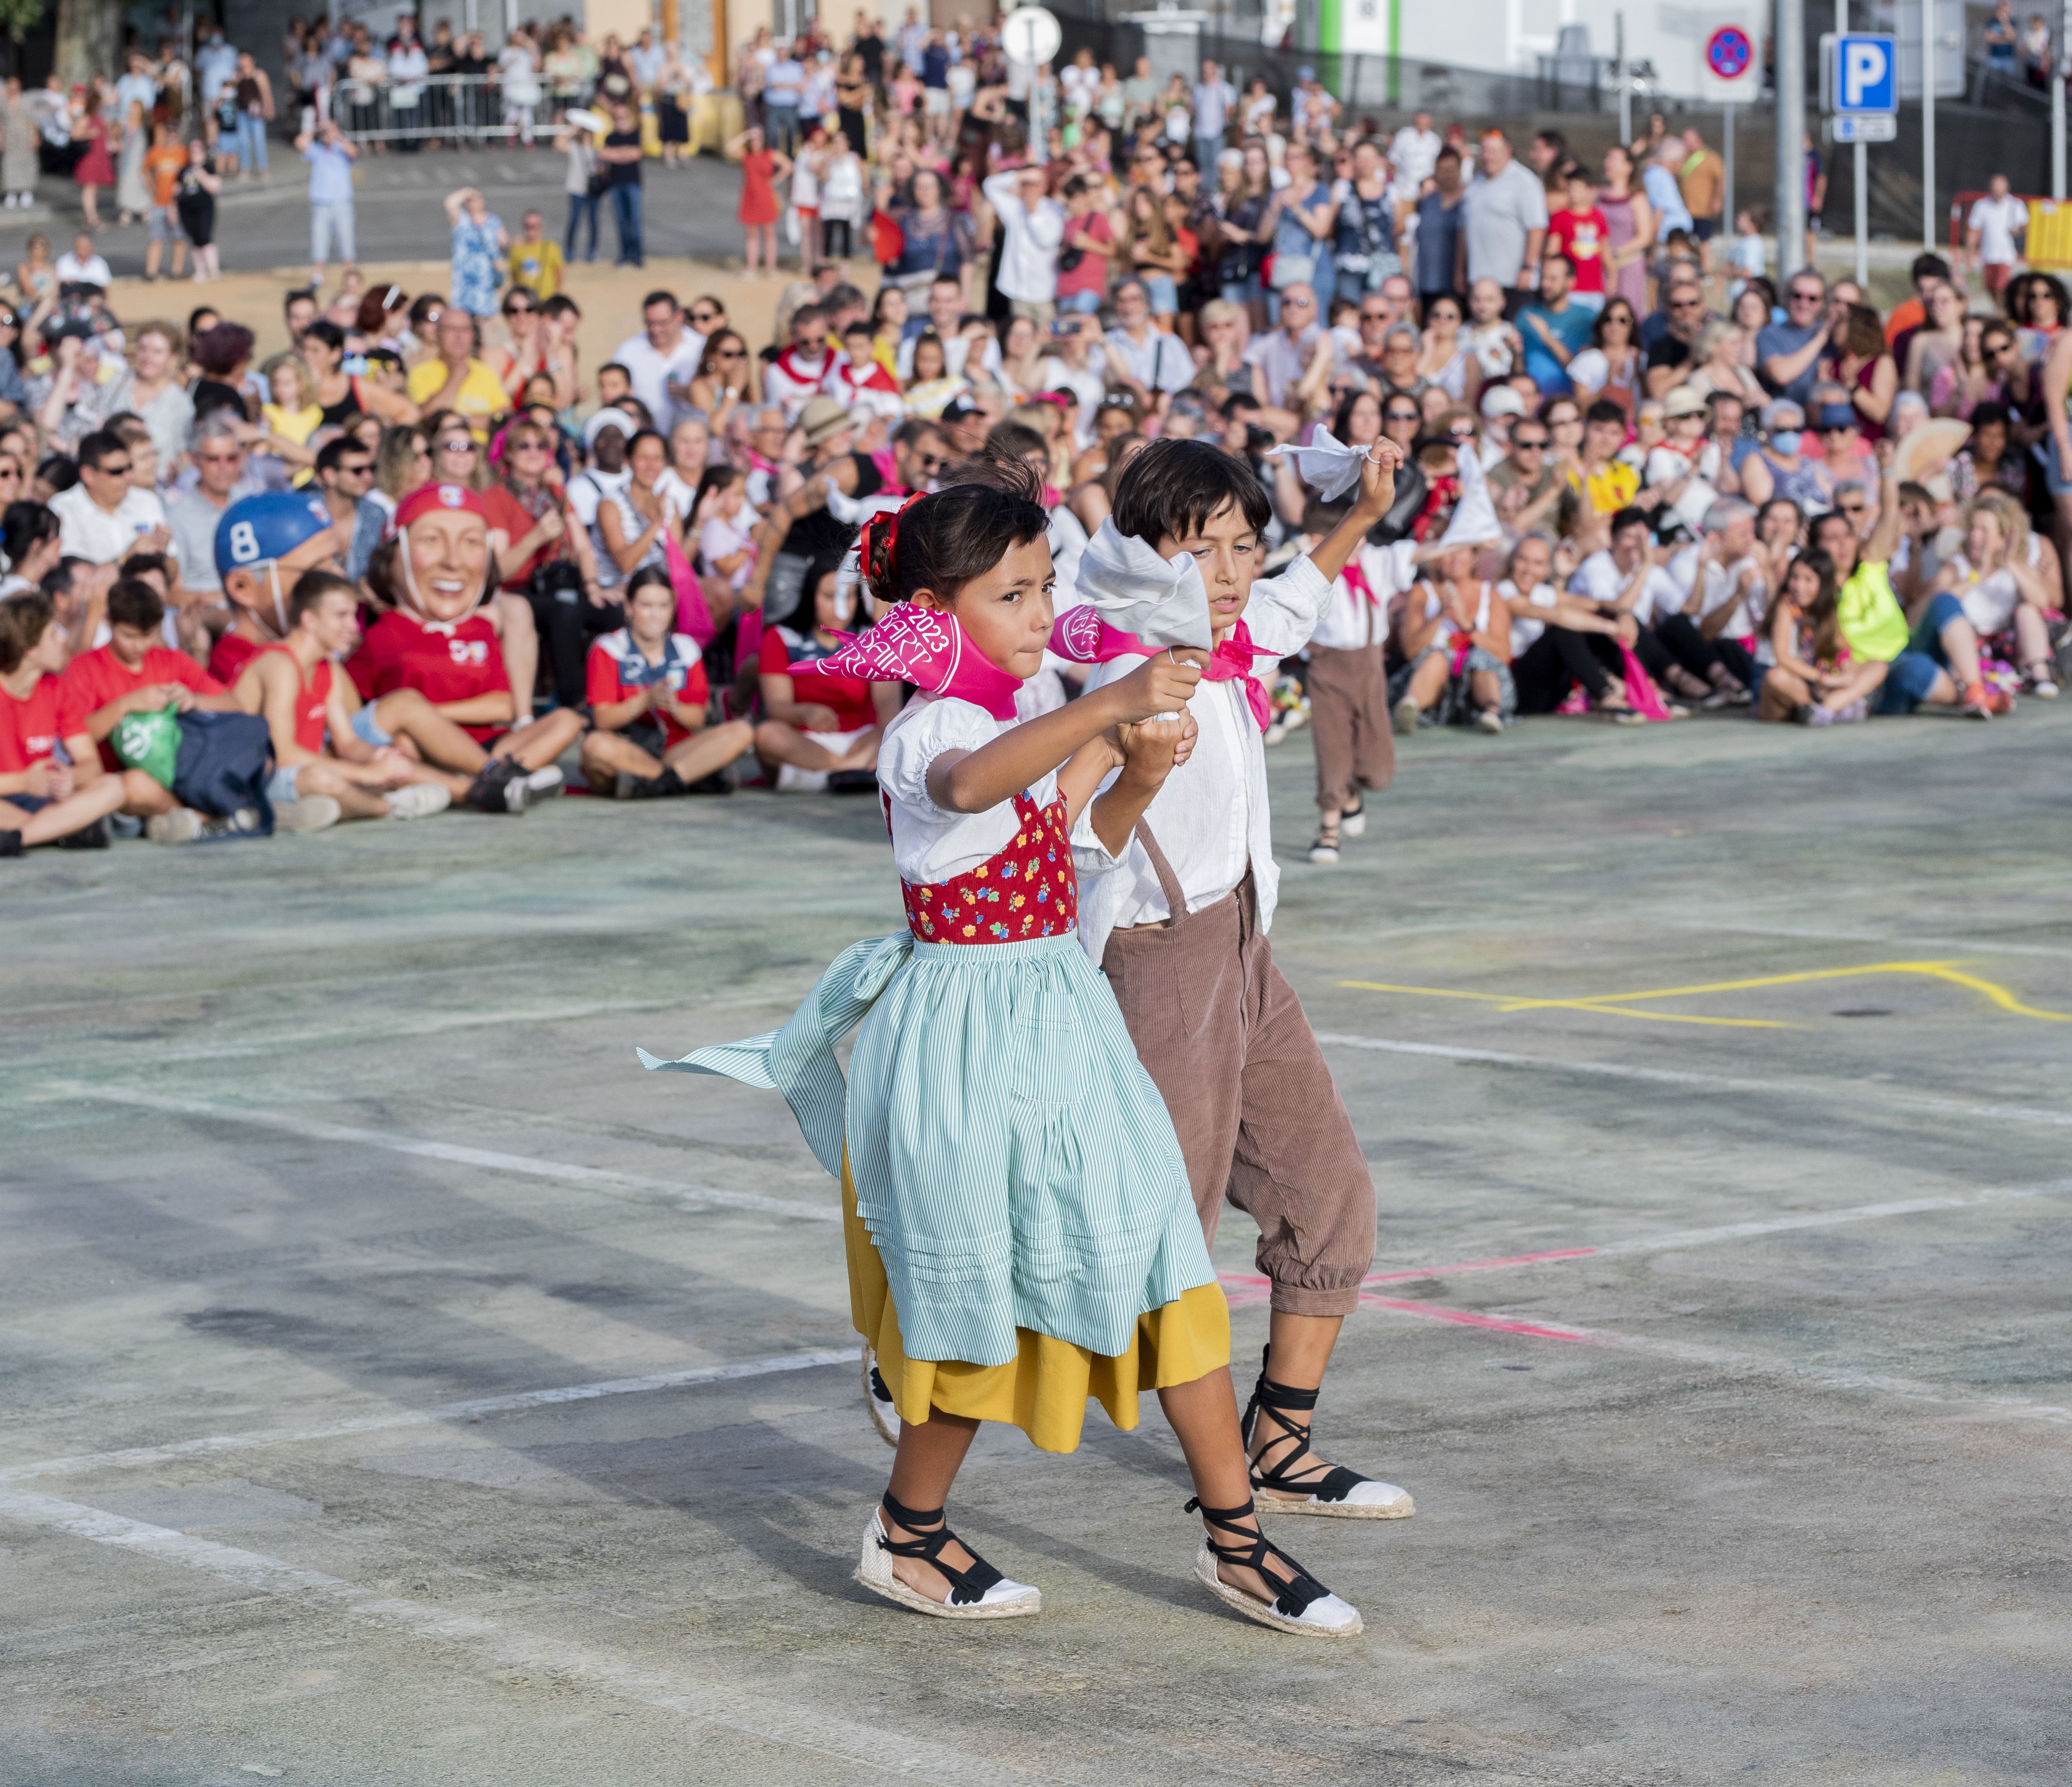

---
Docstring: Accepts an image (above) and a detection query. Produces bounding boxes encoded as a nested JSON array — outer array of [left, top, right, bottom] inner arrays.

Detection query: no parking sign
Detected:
[[1698, 10, 1762, 103]]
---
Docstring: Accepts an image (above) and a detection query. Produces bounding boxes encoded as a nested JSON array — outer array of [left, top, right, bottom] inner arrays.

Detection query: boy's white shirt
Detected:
[[1311, 537, 1416, 651], [1068, 551, 1333, 965]]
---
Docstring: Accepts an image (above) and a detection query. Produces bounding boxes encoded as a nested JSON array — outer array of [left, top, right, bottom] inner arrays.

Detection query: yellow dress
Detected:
[[842, 1148, 1230, 1455]]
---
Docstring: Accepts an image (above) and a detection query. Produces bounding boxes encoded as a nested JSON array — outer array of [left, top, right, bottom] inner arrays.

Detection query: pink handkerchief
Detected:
[[796, 602, 1024, 721]]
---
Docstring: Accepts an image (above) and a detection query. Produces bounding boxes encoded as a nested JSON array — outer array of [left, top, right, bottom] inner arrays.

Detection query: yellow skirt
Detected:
[[840, 1150, 1230, 1455]]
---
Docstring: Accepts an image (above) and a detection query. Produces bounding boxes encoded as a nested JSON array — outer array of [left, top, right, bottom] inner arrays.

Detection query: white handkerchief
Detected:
[[1071, 519, 1214, 650], [1265, 425, 1368, 503]]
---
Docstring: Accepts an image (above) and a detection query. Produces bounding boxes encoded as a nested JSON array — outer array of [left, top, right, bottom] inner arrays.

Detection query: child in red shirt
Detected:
[[579, 566, 756, 797], [0, 590, 127, 850], [753, 555, 899, 792], [1547, 165, 1612, 308]]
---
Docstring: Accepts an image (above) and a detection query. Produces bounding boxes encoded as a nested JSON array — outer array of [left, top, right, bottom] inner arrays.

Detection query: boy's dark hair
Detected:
[[596, 360, 632, 386], [983, 420, 1048, 463], [303, 319, 347, 355], [0, 588, 53, 673], [118, 550, 170, 584], [1111, 437, 1271, 544], [106, 576, 165, 633], [1608, 505, 1651, 538], [77, 429, 127, 471], [2, 498, 56, 566], [864, 456, 1049, 610], [316, 434, 363, 473], [288, 568, 358, 627], [41, 555, 88, 599], [1585, 399, 1627, 428]]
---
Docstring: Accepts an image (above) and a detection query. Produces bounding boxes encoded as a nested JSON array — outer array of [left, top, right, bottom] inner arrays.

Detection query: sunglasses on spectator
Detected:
[[691, 308, 721, 324], [1384, 408, 1418, 422], [1788, 288, 1823, 304], [94, 459, 132, 476], [714, 345, 746, 358], [437, 436, 477, 453], [336, 459, 372, 475], [1283, 295, 1315, 308], [917, 451, 948, 469], [510, 438, 551, 453], [1512, 435, 1547, 449], [1837, 500, 1866, 513], [504, 301, 535, 315]]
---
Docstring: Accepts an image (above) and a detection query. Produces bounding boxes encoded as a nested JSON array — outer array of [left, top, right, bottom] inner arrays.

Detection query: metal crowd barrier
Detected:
[[329, 73, 542, 143]]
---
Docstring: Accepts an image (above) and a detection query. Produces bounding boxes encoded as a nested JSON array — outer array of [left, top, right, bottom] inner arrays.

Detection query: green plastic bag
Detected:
[[111, 703, 180, 788]]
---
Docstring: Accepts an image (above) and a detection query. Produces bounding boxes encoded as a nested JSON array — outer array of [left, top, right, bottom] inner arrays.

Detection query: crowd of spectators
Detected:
[[3, 13, 2068, 858]]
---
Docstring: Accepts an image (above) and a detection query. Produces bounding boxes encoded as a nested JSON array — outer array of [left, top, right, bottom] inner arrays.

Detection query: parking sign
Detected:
[[1836, 32, 1897, 112]]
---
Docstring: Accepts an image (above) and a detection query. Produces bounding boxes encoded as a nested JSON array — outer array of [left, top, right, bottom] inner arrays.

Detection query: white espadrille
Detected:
[[862, 1344, 900, 1447], [1186, 1499, 1363, 1639], [1256, 1477, 1415, 1519], [854, 1504, 1040, 1621]]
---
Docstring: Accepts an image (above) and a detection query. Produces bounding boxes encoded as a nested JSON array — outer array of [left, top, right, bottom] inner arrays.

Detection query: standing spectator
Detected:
[[559, 113, 599, 264], [0, 77, 36, 208], [388, 18, 429, 151], [1333, 137, 1396, 305], [296, 115, 357, 292], [442, 186, 507, 316], [1546, 163, 1611, 314], [176, 137, 223, 283], [1461, 130, 1547, 312], [1191, 59, 1232, 174], [1965, 174, 2029, 300], [231, 51, 274, 182], [71, 89, 114, 230], [1105, 277, 1194, 418], [599, 100, 645, 268], [1266, 142, 1337, 321], [1677, 127, 1723, 244], [1413, 146, 1468, 311], [1985, 0, 2020, 75], [141, 121, 188, 282], [1597, 144, 1654, 316], [818, 129, 866, 260], [983, 160, 1064, 323], [507, 210, 563, 301], [765, 41, 805, 154], [728, 124, 788, 276], [499, 25, 542, 147]]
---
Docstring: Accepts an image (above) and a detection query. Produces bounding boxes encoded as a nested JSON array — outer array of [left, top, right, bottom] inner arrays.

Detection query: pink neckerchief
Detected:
[[1341, 560, 1377, 606], [800, 601, 1023, 720], [1049, 606, 1273, 732]]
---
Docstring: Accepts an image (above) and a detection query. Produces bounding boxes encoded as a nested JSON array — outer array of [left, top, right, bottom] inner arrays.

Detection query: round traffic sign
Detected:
[[1001, 5, 1062, 68], [1705, 24, 1753, 81]]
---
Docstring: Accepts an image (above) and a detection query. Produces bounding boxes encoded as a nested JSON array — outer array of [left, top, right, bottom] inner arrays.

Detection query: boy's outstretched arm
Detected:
[[1307, 439, 1403, 585]]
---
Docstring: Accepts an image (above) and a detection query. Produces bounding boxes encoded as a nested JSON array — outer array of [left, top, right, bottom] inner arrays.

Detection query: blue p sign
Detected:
[[1837, 33, 1896, 111]]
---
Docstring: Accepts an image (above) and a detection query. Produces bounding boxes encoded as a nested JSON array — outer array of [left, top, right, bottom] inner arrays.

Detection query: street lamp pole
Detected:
[[1777, 0, 1807, 277]]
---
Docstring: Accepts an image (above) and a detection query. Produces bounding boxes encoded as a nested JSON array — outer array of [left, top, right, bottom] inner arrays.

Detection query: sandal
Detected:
[[1241, 1346, 1415, 1519], [1340, 800, 1366, 837], [854, 1492, 1040, 1621], [1307, 821, 1340, 865], [1185, 1496, 1363, 1638]]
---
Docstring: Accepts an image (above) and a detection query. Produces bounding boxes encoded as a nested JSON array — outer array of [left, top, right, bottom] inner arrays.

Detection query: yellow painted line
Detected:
[[1340, 960, 2072, 1027], [1336, 982, 1790, 1030]]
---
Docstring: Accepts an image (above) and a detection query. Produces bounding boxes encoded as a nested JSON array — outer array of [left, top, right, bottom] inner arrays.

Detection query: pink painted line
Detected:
[[1362, 1246, 1599, 1285], [1217, 1271, 1274, 1309], [1358, 1293, 1591, 1342]]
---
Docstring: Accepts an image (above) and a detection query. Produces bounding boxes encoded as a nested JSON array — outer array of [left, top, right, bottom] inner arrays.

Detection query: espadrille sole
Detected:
[[1255, 1485, 1415, 1520], [1191, 1544, 1363, 1638]]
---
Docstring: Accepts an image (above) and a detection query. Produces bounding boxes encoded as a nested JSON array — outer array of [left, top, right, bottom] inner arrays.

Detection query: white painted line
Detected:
[[1314, 1032, 2072, 1128], [0, 1488, 1069, 1785], [67, 1085, 840, 1222], [0, 1348, 862, 1486]]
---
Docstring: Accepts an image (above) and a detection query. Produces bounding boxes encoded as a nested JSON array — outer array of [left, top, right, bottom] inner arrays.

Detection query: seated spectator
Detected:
[[0, 501, 61, 601], [1391, 473, 1514, 734], [595, 427, 688, 587], [50, 429, 169, 567], [1569, 398, 1644, 522], [1948, 401, 2029, 504], [1758, 548, 1887, 724], [1935, 491, 2061, 697], [405, 306, 509, 436], [1565, 297, 1643, 415], [1739, 400, 1829, 512], [693, 465, 756, 598], [210, 489, 345, 685], [1643, 387, 1719, 534], [1664, 497, 1763, 698], [348, 485, 584, 812], [0, 589, 127, 850], [234, 568, 456, 827], [579, 565, 756, 796], [1821, 466, 2005, 718], [753, 552, 900, 789], [1501, 531, 1643, 719], [54, 574, 243, 842]]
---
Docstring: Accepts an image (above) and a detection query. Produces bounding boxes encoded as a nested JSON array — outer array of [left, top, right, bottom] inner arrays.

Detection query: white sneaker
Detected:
[[274, 796, 342, 833], [1475, 708, 1505, 734], [1392, 696, 1421, 736], [522, 764, 565, 799], [853, 1507, 1040, 1621], [383, 782, 452, 820], [862, 1345, 900, 1447], [145, 807, 203, 844]]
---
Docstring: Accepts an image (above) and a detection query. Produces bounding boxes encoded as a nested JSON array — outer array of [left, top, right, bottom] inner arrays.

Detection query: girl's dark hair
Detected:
[[863, 457, 1049, 610], [1111, 437, 1271, 544], [693, 464, 741, 507], [1787, 547, 1841, 661], [302, 319, 347, 355], [1331, 385, 1379, 443], [2, 497, 57, 566], [781, 549, 852, 635], [192, 321, 255, 378], [623, 563, 674, 606], [36, 453, 77, 494]]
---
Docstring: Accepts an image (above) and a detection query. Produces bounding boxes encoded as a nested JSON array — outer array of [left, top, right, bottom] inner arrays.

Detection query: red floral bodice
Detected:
[[901, 790, 1079, 944]]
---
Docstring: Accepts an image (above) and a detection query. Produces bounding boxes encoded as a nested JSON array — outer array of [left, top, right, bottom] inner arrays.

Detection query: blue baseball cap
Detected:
[[214, 489, 336, 578]]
